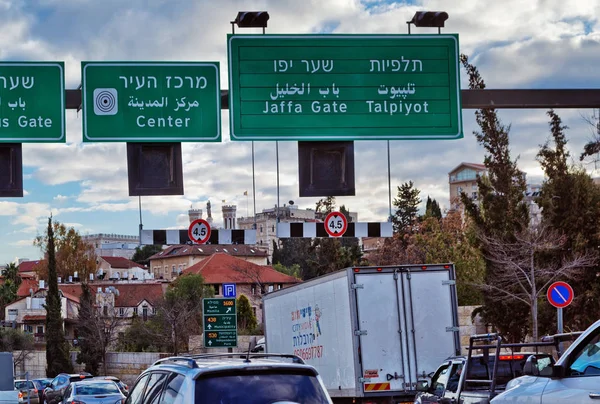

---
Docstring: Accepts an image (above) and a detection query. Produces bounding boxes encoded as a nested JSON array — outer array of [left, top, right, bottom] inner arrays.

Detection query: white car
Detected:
[[492, 319, 600, 403]]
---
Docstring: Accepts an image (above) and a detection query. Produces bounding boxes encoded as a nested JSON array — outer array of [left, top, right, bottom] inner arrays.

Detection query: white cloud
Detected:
[[2, 0, 600, 263]]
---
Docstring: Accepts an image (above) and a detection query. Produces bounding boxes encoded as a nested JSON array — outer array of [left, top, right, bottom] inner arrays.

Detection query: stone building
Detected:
[[148, 244, 268, 281], [183, 253, 300, 324]]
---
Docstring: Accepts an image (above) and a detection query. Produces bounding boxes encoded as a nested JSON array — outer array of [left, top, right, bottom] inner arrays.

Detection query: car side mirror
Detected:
[[416, 380, 430, 392], [522, 355, 540, 376]]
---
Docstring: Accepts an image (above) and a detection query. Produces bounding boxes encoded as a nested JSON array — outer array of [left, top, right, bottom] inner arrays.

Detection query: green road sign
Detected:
[[227, 34, 462, 141], [81, 62, 221, 142], [204, 315, 236, 331], [204, 331, 238, 348], [0, 62, 65, 143], [203, 298, 237, 348], [203, 298, 236, 315]]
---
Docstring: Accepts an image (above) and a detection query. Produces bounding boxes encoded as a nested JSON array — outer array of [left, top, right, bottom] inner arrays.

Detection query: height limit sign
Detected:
[[325, 211, 348, 237], [203, 298, 237, 348]]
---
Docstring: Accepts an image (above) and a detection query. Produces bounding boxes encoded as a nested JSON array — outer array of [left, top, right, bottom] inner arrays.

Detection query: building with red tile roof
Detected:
[[149, 244, 268, 281], [183, 253, 300, 324], [17, 260, 45, 277]]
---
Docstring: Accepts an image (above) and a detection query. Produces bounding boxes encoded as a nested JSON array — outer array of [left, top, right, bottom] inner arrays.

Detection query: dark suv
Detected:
[[125, 353, 333, 404], [43, 372, 94, 404]]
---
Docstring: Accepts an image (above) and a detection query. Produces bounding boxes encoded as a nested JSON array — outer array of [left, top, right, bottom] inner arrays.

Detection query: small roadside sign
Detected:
[[203, 298, 237, 348], [188, 219, 211, 244], [547, 281, 574, 309], [324, 211, 348, 237], [223, 283, 237, 298]]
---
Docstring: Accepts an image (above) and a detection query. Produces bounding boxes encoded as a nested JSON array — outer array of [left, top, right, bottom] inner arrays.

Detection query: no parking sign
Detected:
[[547, 281, 574, 309]]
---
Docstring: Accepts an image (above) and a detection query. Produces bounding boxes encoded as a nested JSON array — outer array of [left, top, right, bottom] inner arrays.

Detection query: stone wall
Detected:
[[458, 305, 489, 354], [13, 351, 169, 386]]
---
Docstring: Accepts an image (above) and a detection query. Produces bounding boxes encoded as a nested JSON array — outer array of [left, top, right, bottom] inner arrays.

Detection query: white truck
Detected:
[[491, 318, 600, 404], [262, 264, 461, 404]]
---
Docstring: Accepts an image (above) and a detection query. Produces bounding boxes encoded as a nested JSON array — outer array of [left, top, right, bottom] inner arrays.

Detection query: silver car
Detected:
[[61, 379, 125, 404], [125, 353, 333, 403]]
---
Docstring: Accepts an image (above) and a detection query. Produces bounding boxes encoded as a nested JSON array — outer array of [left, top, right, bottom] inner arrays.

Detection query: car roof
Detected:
[[145, 354, 319, 379], [71, 379, 119, 386], [446, 352, 553, 361]]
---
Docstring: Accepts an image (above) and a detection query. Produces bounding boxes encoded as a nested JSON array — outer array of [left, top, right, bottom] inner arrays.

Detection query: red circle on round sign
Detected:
[[547, 281, 574, 309], [324, 211, 348, 237], [188, 219, 211, 244]]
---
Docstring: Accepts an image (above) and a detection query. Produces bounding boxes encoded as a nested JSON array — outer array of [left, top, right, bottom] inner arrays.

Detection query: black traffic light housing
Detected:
[[0, 143, 23, 197], [409, 11, 449, 27], [233, 11, 270, 28]]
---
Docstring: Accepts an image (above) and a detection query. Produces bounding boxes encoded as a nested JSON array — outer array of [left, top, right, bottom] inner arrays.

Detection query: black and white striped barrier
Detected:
[[277, 222, 393, 238], [140, 229, 256, 245]]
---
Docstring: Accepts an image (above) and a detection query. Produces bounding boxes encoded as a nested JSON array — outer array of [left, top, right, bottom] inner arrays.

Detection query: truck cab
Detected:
[[492, 319, 600, 403]]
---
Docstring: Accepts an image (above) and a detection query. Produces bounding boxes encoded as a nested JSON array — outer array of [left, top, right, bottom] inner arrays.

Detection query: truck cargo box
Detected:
[[263, 264, 461, 402]]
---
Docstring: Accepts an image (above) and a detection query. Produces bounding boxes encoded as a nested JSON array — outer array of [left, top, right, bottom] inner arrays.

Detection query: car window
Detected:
[[569, 331, 600, 376], [160, 373, 185, 404], [59, 376, 68, 386], [14, 381, 28, 390], [126, 374, 150, 404], [64, 385, 72, 399], [75, 382, 121, 395], [144, 372, 168, 404], [194, 370, 331, 404], [430, 363, 451, 396], [445, 364, 463, 393], [50, 377, 59, 388]]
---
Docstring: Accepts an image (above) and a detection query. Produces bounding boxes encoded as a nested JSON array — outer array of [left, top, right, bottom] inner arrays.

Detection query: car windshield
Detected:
[[75, 382, 120, 395], [194, 371, 330, 404], [14, 381, 33, 390]]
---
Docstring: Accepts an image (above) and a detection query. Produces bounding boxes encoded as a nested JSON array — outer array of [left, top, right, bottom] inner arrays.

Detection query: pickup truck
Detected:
[[492, 319, 600, 403], [415, 333, 577, 404]]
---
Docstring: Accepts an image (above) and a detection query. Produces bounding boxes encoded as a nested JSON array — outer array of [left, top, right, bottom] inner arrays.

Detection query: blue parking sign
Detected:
[[223, 283, 237, 298]]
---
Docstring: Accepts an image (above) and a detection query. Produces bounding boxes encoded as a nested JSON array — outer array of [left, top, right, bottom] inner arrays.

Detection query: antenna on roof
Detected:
[[245, 342, 252, 363]]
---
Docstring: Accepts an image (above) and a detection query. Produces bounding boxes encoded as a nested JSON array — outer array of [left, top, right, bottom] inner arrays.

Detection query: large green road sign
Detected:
[[0, 62, 65, 143], [203, 298, 237, 348], [82, 62, 221, 142], [228, 34, 462, 141]]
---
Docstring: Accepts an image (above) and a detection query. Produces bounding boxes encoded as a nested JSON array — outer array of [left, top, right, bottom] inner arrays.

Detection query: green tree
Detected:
[[460, 54, 531, 342], [272, 238, 315, 280], [34, 221, 96, 281], [412, 213, 485, 305], [44, 216, 73, 377], [424, 196, 442, 220], [537, 110, 600, 330], [315, 196, 336, 216], [116, 318, 162, 352], [392, 181, 422, 235], [272, 263, 301, 279], [0, 263, 21, 320], [237, 294, 257, 332], [132, 245, 163, 267], [153, 274, 213, 355], [306, 238, 363, 279], [76, 283, 102, 375], [0, 327, 34, 369]]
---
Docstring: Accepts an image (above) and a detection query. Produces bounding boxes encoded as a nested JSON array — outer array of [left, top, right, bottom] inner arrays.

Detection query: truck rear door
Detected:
[[353, 266, 459, 395]]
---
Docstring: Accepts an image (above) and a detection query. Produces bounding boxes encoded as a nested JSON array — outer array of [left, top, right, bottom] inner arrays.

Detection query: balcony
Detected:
[[33, 333, 45, 343]]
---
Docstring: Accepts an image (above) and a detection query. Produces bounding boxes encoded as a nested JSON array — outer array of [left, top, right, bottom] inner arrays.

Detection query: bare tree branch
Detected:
[[475, 222, 598, 340]]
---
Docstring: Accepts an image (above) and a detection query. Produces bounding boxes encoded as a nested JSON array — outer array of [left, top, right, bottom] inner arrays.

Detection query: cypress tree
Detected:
[[76, 283, 102, 374], [45, 216, 73, 376]]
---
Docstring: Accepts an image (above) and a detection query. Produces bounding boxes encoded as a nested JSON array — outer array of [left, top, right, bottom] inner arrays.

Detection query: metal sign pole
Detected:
[[557, 307, 564, 353]]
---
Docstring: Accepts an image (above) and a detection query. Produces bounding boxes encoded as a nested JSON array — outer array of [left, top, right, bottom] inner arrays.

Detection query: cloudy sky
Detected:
[[1, 0, 599, 265]]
